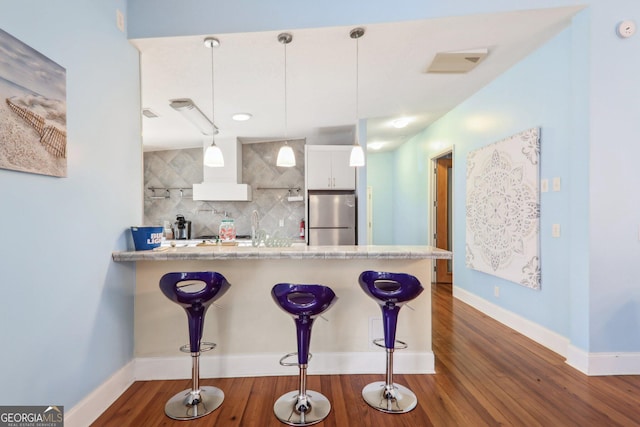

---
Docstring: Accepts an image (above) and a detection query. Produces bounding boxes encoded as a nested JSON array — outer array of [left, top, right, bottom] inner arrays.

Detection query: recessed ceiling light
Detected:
[[368, 142, 385, 151], [232, 113, 252, 121], [392, 118, 410, 129]]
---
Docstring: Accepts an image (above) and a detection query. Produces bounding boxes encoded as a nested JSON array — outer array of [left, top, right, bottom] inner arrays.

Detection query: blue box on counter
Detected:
[[131, 226, 163, 250]]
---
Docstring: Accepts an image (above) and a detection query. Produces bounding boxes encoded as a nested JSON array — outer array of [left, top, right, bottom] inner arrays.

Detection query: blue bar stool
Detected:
[[159, 271, 231, 420], [271, 283, 337, 426], [359, 270, 424, 413]]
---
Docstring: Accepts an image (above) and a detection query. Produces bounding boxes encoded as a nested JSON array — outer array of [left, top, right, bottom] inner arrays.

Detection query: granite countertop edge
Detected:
[[111, 245, 452, 262]]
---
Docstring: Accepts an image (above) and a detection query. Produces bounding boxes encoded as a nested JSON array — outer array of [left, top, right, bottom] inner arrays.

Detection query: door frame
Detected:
[[366, 186, 373, 245], [429, 147, 455, 284]]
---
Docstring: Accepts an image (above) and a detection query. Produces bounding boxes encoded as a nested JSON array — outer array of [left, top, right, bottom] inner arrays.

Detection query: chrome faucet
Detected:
[[251, 210, 260, 240]]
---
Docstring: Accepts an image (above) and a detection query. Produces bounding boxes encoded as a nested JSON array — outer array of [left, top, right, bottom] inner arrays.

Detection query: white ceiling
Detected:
[[132, 6, 581, 153]]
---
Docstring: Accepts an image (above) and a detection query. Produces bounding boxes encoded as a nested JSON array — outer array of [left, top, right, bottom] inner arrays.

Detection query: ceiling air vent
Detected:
[[426, 48, 488, 74]]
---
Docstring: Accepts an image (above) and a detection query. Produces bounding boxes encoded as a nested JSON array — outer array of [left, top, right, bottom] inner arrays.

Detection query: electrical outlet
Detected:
[[552, 177, 561, 192], [279, 219, 284, 227], [552, 224, 561, 238], [494, 286, 500, 298]]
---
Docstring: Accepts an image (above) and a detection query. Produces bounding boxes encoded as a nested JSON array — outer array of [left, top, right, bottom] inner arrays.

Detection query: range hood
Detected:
[[193, 136, 252, 201]]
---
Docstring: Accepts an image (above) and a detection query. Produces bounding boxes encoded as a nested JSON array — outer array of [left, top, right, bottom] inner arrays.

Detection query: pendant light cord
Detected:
[[355, 34, 359, 127], [203, 37, 219, 142], [350, 27, 364, 144], [210, 42, 215, 142], [278, 33, 292, 144], [284, 40, 288, 142]]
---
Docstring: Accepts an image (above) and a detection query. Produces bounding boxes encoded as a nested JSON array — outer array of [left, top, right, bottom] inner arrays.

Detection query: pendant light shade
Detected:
[[204, 143, 224, 167], [276, 32, 295, 168], [349, 144, 365, 167], [204, 36, 224, 168], [276, 145, 296, 167], [349, 27, 365, 168]]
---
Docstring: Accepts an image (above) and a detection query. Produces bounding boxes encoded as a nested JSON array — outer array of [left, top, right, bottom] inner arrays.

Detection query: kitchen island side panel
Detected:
[[134, 258, 433, 375]]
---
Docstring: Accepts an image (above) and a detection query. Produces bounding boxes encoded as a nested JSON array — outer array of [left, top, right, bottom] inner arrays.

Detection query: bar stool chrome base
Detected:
[[164, 386, 225, 420], [362, 381, 418, 414], [273, 390, 331, 426]]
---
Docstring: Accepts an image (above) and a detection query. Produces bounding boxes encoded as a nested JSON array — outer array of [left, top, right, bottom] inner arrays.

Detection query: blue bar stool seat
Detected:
[[271, 283, 337, 426], [359, 270, 424, 414], [159, 271, 231, 420]]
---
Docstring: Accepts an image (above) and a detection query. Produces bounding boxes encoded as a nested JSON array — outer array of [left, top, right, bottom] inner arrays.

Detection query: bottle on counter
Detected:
[[163, 220, 174, 240], [219, 218, 236, 241]]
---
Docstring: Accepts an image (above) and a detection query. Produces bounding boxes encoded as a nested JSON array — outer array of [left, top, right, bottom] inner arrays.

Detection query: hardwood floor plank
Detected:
[[92, 285, 640, 426]]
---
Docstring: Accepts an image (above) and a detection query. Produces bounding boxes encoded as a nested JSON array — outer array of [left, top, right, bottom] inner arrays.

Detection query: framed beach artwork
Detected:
[[0, 28, 67, 177], [466, 128, 541, 290]]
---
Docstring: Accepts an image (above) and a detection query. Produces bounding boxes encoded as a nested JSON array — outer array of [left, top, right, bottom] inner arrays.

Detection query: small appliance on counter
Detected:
[[174, 214, 192, 240]]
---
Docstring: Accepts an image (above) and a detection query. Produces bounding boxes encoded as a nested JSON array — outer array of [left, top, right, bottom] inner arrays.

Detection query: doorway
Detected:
[[432, 151, 453, 285]]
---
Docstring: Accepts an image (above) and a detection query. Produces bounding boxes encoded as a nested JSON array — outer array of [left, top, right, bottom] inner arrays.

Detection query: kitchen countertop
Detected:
[[112, 244, 452, 262]]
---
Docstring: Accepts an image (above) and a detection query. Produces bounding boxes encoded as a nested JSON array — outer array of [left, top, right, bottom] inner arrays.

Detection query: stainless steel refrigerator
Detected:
[[308, 191, 357, 245]]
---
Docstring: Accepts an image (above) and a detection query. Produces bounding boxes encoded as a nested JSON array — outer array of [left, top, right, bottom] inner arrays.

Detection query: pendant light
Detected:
[[203, 37, 224, 168], [276, 32, 296, 168], [349, 27, 365, 168]]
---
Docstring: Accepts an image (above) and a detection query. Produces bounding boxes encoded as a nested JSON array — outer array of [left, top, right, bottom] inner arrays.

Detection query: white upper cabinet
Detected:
[[306, 145, 356, 190]]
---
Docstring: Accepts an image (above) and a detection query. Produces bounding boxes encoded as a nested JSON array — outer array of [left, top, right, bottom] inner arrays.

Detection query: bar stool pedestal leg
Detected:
[[164, 351, 224, 420], [274, 365, 331, 426], [362, 348, 417, 413]]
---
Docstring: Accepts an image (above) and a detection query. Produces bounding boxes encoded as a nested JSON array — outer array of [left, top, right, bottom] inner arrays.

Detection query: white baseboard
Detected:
[[66, 351, 434, 425], [65, 361, 135, 427], [566, 344, 589, 373], [134, 351, 435, 380], [454, 286, 640, 376], [453, 286, 570, 357], [567, 345, 640, 375]]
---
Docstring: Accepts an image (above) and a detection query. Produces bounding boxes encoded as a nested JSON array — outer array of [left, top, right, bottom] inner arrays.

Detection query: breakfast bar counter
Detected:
[[112, 245, 451, 381], [112, 243, 452, 262]]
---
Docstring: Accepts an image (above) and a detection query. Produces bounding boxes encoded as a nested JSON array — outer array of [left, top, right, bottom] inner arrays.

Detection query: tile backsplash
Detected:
[[144, 140, 305, 240]]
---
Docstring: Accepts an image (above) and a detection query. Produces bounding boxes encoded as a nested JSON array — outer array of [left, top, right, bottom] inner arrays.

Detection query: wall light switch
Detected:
[[552, 223, 561, 238], [552, 177, 561, 192], [541, 179, 549, 193], [116, 9, 125, 32]]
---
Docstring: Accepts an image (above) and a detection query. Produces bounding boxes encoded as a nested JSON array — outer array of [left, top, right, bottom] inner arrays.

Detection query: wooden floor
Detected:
[[92, 284, 640, 426]]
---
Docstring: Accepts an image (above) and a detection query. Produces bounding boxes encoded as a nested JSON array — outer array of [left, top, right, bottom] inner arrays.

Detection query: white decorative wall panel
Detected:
[[466, 128, 541, 289]]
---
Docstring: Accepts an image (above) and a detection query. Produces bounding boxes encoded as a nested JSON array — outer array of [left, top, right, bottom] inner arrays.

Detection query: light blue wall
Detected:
[[394, 138, 432, 245], [587, 1, 640, 352], [0, 1, 141, 408], [367, 151, 395, 244]]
